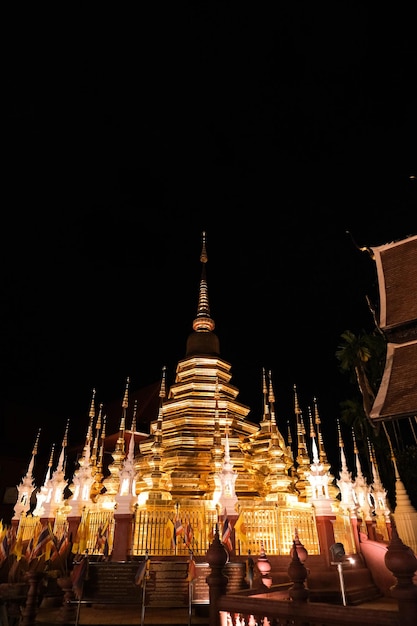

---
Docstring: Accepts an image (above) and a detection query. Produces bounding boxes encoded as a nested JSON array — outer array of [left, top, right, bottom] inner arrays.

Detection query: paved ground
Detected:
[[34, 597, 399, 625], [35, 604, 210, 625]]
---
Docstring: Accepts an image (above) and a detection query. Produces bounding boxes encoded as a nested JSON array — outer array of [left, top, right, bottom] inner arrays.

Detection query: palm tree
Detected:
[[336, 329, 386, 432], [336, 329, 417, 509]]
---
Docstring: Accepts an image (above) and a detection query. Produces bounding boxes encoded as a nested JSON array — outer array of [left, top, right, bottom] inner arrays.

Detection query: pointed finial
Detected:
[[293, 384, 301, 415], [287, 421, 293, 445], [268, 370, 276, 405], [62, 419, 69, 448], [48, 444, 55, 467], [309, 407, 316, 439], [89, 388, 96, 418], [159, 366, 167, 399], [122, 377, 130, 409], [200, 231, 208, 264], [131, 400, 138, 432], [262, 368, 267, 395], [337, 420, 344, 448], [31, 428, 41, 455], [193, 232, 215, 332], [352, 428, 358, 454]]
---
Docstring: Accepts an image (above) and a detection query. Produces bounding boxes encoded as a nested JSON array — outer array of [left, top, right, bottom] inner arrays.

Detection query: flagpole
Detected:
[[140, 551, 148, 626], [188, 550, 193, 626]]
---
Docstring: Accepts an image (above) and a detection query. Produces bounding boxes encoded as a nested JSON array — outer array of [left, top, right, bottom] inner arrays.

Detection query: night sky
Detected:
[[2, 5, 416, 475]]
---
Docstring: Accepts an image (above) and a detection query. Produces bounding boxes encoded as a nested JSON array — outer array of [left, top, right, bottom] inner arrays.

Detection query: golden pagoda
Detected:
[[12, 231, 367, 565]]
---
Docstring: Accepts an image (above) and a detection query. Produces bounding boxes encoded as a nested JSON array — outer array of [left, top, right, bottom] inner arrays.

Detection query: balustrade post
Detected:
[[206, 525, 229, 626], [112, 513, 134, 561], [384, 520, 417, 626], [20, 571, 44, 626], [287, 540, 309, 603]]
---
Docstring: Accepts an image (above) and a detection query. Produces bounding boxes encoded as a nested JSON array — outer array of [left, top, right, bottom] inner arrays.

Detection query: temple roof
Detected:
[[371, 234, 417, 339], [370, 340, 417, 421], [369, 234, 417, 422]]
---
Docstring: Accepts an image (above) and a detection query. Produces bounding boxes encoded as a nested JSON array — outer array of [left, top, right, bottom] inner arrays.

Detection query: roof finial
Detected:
[[159, 366, 167, 399], [200, 230, 208, 264], [193, 231, 215, 332]]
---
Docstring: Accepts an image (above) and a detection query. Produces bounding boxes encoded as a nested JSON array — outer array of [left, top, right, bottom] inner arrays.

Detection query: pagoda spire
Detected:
[[33, 443, 55, 517], [264, 371, 290, 497], [367, 438, 390, 528], [148, 368, 169, 492], [44, 420, 71, 516], [293, 385, 310, 500], [186, 231, 220, 356], [118, 400, 139, 504], [260, 367, 271, 427], [306, 409, 328, 500], [103, 377, 131, 501], [352, 429, 372, 521], [268, 370, 287, 450], [335, 420, 357, 516], [135, 367, 171, 506], [193, 231, 215, 333], [218, 415, 238, 515], [210, 379, 224, 507], [91, 403, 106, 502], [68, 389, 97, 510], [313, 397, 329, 467], [382, 423, 417, 554], [13, 428, 41, 520]]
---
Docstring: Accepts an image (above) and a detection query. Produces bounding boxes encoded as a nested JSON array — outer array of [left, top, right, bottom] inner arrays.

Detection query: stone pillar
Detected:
[[111, 513, 134, 561], [350, 516, 361, 554], [67, 515, 81, 549], [314, 513, 336, 566], [206, 526, 228, 626], [365, 519, 376, 541], [384, 521, 417, 626]]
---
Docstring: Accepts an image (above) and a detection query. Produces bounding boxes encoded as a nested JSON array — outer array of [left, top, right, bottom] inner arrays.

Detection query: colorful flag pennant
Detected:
[[163, 518, 175, 551], [234, 513, 247, 543], [71, 555, 89, 600], [186, 555, 196, 582], [222, 510, 233, 552]]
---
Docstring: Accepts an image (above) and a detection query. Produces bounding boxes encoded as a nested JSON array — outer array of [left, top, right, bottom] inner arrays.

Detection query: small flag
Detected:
[[12, 531, 23, 561], [59, 530, 71, 557], [163, 518, 175, 551], [0, 534, 9, 563], [184, 520, 193, 547], [71, 555, 89, 600], [222, 511, 233, 552], [32, 525, 51, 558], [94, 522, 110, 555], [72, 511, 90, 555], [186, 555, 196, 582], [25, 536, 34, 561], [234, 513, 247, 543], [174, 516, 184, 542]]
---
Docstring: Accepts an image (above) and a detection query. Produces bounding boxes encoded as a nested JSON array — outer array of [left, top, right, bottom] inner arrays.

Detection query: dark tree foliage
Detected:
[[336, 329, 417, 510]]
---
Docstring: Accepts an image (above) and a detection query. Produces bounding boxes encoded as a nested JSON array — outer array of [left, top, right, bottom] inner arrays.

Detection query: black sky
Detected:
[[2, 5, 416, 471]]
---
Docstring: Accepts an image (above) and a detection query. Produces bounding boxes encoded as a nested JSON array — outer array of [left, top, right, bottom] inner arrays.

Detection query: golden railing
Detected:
[[131, 503, 217, 556], [332, 514, 356, 554], [234, 506, 320, 556], [80, 509, 115, 556], [17, 513, 40, 542]]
